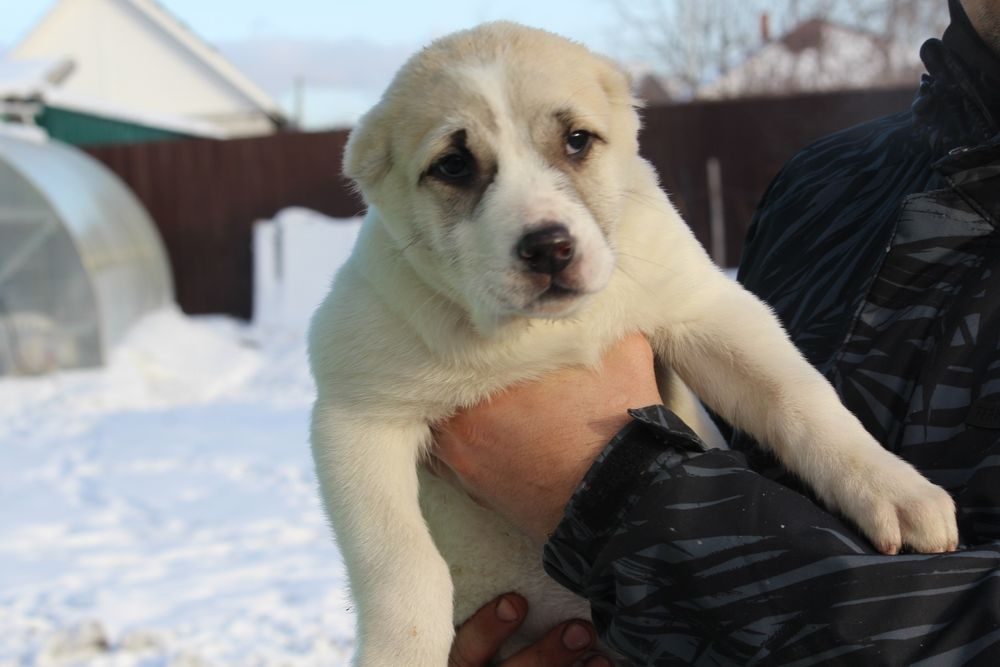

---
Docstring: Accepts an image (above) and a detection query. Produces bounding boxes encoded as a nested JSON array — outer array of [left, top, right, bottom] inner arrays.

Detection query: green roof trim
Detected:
[[36, 106, 196, 146]]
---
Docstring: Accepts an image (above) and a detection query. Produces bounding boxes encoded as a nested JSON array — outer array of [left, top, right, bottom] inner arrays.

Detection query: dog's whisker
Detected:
[[615, 250, 667, 268], [388, 233, 426, 261], [613, 262, 657, 297], [622, 189, 675, 212]]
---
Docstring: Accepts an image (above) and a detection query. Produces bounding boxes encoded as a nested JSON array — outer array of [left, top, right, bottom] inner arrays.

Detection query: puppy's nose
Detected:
[[516, 224, 575, 275]]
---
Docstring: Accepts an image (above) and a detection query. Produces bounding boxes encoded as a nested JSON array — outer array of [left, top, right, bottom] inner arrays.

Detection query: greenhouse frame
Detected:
[[0, 126, 174, 375]]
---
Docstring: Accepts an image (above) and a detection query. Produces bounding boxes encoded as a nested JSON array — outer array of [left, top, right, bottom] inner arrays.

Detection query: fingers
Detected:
[[450, 594, 528, 667], [450, 593, 609, 667], [502, 618, 603, 667]]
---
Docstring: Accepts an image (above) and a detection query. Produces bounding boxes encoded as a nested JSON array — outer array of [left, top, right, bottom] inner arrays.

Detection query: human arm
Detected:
[[433, 333, 662, 543], [434, 337, 1000, 665]]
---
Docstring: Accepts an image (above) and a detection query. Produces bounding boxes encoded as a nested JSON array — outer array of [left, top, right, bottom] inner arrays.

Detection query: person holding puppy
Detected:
[[439, 0, 1000, 664]]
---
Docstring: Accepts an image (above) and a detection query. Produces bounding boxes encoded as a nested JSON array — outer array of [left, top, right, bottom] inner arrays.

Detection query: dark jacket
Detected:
[[542, 2, 1000, 664], [545, 406, 1000, 665], [735, 0, 1000, 544]]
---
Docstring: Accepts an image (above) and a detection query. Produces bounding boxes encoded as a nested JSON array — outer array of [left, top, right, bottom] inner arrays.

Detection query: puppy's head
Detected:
[[345, 22, 640, 330]]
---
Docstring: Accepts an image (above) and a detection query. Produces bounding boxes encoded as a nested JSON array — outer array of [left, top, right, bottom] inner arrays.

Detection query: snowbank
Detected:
[[0, 307, 353, 665]]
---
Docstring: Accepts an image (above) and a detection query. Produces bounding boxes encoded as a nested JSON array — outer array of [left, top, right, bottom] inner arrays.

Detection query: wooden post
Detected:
[[706, 157, 726, 267]]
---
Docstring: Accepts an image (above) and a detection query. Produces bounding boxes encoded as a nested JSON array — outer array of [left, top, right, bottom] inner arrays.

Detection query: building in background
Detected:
[[0, 57, 227, 145], [633, 72, 675, 106], [699, 18, 923, 99], [4, 0, 286, 144]]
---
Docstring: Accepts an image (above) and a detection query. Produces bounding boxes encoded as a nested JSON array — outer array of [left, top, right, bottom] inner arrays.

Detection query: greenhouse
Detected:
[[0, 126, 173, 375]]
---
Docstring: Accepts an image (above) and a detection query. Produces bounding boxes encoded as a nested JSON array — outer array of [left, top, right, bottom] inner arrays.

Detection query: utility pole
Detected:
[[293, 76, 305, 129]]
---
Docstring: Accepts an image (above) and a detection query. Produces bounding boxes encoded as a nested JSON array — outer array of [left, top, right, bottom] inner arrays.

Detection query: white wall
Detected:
[[14, 0, 279, 135], [253, 208, 362, 333]]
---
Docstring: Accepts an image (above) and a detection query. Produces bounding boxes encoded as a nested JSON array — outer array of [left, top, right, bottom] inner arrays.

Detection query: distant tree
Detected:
[[840, 0, 951, 51], [612, 0, 948, 99]]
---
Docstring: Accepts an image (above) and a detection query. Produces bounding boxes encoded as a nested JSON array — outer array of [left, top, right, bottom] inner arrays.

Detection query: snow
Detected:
[[0, 123, 48, 143], [0, 57, 72, 99], [0, 304, 356, 665], [253, 208, 363, 334], [0, 202, 737, 664], [0, 57, 227, 140]]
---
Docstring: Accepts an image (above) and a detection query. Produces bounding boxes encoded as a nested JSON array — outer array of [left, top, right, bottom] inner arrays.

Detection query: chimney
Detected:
[[760, 13, 771, 43]]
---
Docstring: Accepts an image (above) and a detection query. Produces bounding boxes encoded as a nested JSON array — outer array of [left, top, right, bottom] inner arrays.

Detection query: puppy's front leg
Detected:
[[654, 277, 958, 554], [311, 404, 454, 666]]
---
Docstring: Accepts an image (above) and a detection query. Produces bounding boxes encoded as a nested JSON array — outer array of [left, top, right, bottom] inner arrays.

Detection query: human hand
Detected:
[[433, 333, 661, 542], [450, 593, 610, 667]]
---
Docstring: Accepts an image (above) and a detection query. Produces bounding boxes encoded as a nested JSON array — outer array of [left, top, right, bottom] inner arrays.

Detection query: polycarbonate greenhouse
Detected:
[[0, 127, 173, 375]]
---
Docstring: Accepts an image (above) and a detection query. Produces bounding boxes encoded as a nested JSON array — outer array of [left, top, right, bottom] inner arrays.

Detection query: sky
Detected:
[[0, 0, 628, 128]]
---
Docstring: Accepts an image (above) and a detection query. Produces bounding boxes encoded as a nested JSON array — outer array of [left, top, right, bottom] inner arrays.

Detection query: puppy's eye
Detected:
[[433, 151, 474, 181], [565, 130, 593, 158]]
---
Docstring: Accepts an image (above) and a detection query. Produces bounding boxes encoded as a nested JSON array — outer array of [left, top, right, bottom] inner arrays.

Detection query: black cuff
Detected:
[[570, 406, 709, 538], [543, 405, 712, 592]]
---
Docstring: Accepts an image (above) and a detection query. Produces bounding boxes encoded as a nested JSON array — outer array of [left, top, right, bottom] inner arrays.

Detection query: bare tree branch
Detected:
[[611, 0, 948, 99]]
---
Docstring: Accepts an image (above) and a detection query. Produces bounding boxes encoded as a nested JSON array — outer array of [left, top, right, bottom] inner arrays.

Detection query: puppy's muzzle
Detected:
[[516, 224, 575, 276]]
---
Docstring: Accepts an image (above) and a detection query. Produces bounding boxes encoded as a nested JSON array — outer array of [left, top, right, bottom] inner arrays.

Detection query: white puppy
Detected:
[[309, 22, 958, 666]]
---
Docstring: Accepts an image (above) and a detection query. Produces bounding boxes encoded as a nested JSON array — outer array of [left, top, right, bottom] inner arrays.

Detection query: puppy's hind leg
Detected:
[[311, 406, 455, 666]]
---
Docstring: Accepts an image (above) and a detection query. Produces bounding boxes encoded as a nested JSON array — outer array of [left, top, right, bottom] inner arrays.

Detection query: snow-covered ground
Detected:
[[0, 203, 733, 665], [0, 308, 355, 666]]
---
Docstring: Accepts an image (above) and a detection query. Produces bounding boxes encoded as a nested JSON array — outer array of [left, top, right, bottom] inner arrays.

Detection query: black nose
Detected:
[[516, 224, 575, 275]]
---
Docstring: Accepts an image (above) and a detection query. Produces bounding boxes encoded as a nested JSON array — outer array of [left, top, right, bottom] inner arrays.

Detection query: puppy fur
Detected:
[[309, 22, 958, 666]]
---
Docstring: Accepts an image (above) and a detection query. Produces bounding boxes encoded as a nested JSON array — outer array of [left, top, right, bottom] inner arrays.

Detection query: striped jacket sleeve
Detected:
[[543, 405, 1000, 666]]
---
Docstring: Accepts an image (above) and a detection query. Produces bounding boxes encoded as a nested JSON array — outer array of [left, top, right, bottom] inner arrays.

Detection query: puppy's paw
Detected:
[[840, 457, 958, 555]]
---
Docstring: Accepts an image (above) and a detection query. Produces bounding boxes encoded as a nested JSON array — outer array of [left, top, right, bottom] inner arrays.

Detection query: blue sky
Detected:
[[0, 0, 622, 47], [0, 1, 628, 127]]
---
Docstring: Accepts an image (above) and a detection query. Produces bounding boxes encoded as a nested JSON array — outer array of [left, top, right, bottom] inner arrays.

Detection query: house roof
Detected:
[[0, 56, 227, 139], [699, 18, 923, 99], [0, 57, 73, 99], [635, 73, 673, 106], [12, 0, 286, 132], [124, 0, 285, 124]]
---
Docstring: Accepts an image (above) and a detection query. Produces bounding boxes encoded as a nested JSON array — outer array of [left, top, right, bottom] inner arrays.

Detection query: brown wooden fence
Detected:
[[87, 131, 363, 318], [643, 86, 915, 264], [86, 86, 914, 319]]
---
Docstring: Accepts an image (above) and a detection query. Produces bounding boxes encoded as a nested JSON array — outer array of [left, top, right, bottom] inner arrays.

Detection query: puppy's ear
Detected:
[[596, 56, 639, 109], [343, 105, 392, 193]]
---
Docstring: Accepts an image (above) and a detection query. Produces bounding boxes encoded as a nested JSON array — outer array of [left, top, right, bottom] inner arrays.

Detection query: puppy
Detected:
[[308, 22, 958, 666]]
